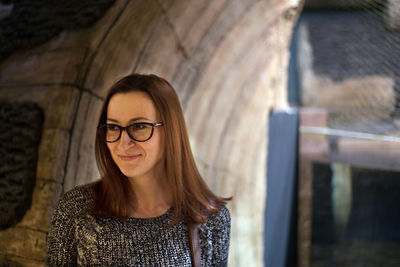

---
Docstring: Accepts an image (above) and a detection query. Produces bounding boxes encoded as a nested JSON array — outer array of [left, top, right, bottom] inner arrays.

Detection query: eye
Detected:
[[132, 123, 149, 130], [107, 124, 120, 132]]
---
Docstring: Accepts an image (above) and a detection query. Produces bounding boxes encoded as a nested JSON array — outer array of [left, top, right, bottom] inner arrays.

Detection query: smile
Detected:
[[119, 154, 142, 161]]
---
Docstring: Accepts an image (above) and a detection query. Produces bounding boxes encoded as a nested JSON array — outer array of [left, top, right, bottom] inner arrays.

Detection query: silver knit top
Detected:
[[45, 183, 231, 266]]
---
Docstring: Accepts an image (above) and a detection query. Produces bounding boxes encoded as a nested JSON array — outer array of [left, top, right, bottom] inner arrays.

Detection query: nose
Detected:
[[118, 129, 135, 149]]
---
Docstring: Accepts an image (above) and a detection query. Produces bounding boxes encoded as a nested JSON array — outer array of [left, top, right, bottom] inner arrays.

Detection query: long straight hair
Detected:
[[91, 74, 230, 224]]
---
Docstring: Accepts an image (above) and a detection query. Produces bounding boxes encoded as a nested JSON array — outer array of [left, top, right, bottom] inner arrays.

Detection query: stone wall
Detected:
[[0, 0, 115, 62], [296, 3, 400, 266], [304, 0, 383, 10], [385, 0, 400, 31], [297, 11, 400, 131], [0, 0, 302, 266], [303, 0, 400, 32], [0, 102, 43, 230]]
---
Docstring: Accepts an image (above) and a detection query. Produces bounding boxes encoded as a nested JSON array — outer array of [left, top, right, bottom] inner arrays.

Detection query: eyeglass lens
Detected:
[[103, 123, 153, 142]]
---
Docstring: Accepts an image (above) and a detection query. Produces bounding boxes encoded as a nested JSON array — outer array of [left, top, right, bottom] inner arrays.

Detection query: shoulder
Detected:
[[53, 182, 96, 218], [59, 182, 95, 206], [204, 205, 231, 228], [46, 183, 97, 265], [200, 205, 231, 265], [64, 182, 96, 199]]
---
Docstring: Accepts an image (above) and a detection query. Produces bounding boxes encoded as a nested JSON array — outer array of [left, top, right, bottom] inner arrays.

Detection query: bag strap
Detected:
[[188, 223, 201, 267]]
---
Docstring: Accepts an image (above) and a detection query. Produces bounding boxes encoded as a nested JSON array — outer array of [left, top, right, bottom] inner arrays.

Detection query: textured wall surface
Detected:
[[386, 0, 400, 31], [304, 0, 382, 10], [0, 0, 115, 62], [0, 0, 302, 266], [297, 11, 400, 131], [296, 5, 400, 266], [0, 102, 43, 229]]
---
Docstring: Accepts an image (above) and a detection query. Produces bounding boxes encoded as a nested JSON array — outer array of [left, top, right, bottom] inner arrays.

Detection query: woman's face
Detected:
[[106, 91, 165, 180]]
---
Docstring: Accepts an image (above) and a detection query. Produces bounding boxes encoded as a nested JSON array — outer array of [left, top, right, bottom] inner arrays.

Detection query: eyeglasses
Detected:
[[97, 122, 163, 143]]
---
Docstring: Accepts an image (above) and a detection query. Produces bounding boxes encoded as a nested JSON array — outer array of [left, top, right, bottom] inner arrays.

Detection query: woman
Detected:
[[46, 74, 231, 266]]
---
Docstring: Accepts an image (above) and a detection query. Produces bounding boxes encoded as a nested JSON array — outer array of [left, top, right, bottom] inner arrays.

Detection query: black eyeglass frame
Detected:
[[97, 122, 163, 143]]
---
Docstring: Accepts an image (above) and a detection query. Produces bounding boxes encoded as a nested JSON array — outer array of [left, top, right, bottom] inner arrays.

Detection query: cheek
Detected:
[[153, 135, 165, 159], [156, 129, 165, 156], [106, 143, 117, 159], [143, 137, 164, 162]]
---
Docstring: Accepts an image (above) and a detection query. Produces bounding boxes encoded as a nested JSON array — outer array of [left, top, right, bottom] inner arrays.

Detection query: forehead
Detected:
[[107, 91, 158, 122]]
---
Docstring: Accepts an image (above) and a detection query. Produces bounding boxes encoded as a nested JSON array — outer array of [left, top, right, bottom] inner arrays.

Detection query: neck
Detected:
[[127, 171, 172, 218]]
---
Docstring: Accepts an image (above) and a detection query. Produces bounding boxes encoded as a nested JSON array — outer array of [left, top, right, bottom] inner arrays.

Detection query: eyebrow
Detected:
[[106, 117, 151, 123]]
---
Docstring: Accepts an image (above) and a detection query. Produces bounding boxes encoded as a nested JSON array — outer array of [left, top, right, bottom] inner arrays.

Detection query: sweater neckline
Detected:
[[124, 207, 174, 223]]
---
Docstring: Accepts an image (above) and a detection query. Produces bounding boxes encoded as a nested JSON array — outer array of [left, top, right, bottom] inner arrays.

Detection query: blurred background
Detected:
[[0, 0, 399, 266], [291, 1, 400, 267]]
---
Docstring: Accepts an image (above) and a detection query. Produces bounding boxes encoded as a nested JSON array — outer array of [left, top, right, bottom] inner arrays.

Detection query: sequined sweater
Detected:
[[45, 183, 231, 266]]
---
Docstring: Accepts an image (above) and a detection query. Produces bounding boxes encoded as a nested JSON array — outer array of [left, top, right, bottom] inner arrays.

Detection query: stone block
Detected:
[[0, 227, 46, 262], [304, 0, 377, 10], [297, 18, 397, 125], [0, 102, 43, 229], [0, 86, 80, 131], [36, 128, 69, 182], [385, 0, 400, 31], [159, 0, 228, 56], [35, 0, 134, 83], [0, 255, 42, 267], [0, 0, 114, 62], [0, 255, 23, 267], [131, 15, 185, 81], [0, 48, 87, 86], [84, 0, 163, 96], [18, 179, 62, 232], [0, 86, 80, 183], [64, 92, 102, 192], [80, 0, 132, 52], [304, 75, 395, 121]]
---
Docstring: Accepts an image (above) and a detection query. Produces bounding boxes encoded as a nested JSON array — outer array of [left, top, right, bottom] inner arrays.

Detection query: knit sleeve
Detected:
[[45, 185, 91, 266], [210, 206, 231, 267]]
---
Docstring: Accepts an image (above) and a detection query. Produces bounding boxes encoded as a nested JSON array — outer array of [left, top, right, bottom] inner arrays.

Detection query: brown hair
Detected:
[[91, 74, 230, 224]]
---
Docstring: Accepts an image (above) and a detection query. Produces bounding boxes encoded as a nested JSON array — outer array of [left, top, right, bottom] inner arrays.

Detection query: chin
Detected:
[[119, 167, 147, 179]]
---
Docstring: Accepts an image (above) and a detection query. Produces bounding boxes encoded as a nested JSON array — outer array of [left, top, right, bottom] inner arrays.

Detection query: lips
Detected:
[[119, 154, 142, 161]]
